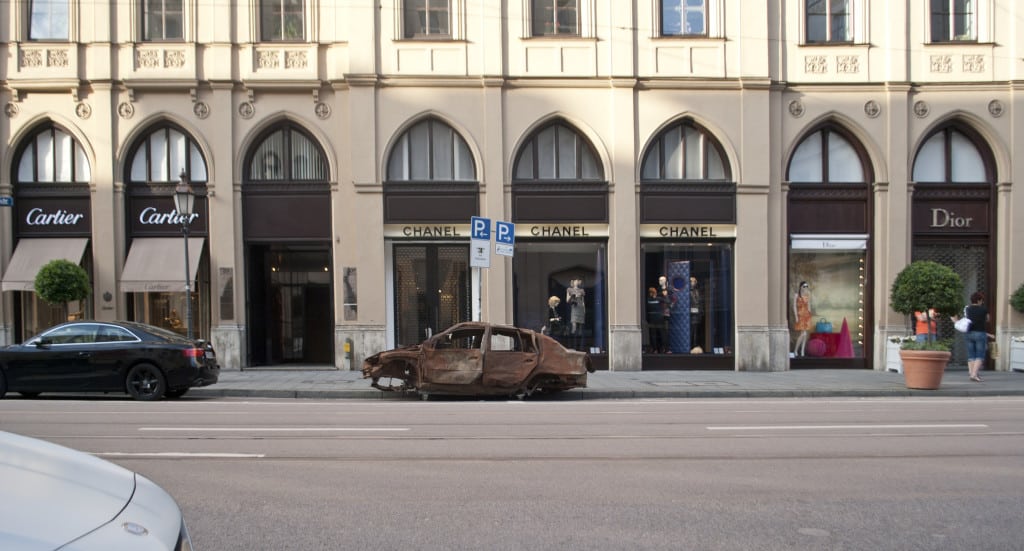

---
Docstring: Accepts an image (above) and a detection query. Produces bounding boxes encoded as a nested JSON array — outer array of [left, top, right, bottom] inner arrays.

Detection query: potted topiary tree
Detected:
[[1011, 282, 1024, 372], [889, 260, 964, 389], [34, 259, 92, 321]]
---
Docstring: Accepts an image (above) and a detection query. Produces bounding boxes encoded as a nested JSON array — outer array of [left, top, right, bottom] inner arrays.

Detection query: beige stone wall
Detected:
[[2, 1, 1022, 371]]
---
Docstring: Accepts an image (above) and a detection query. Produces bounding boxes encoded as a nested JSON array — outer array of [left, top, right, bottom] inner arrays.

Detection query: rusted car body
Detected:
[[362, 322, 594, 398]]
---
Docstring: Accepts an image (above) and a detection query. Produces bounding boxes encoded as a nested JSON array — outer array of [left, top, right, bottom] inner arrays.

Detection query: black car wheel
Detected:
[[164, 388, 189, 399], [126, 364, 166, 401]]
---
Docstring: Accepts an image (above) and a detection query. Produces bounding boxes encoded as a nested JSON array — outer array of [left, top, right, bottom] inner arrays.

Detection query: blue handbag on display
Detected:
[[815, 318, 833, 333]]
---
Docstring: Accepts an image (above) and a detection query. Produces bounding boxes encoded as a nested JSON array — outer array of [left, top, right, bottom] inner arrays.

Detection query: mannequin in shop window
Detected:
[[542, 296, 563, 337], [792, 281, 812, 356], [566, 278, 586, 347], [689, 276, 705, 353]]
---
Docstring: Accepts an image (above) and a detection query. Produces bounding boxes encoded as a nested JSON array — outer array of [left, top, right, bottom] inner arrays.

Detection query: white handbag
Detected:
[[954, 307, 971, 333]]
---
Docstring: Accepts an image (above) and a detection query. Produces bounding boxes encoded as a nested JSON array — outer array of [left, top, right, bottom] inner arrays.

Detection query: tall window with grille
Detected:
[[532, 0, 579, 36], [929, 0, 975, 42], [404, 0, 450, 38], [261, 0, 305, 41], [142, 0, 184, 41], [805, 0, 852, 43]]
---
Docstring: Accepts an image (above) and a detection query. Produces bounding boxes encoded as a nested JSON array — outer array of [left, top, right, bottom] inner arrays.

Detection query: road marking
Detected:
[[95, 452, 266, 458], [707, 424, 988, 431], [139, 427, 410, 432]]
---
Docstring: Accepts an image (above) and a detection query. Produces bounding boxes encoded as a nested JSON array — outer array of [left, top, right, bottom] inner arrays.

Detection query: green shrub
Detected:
[[1011, 282, 1024, 314], [890, 260, 963, 349], [34, 259, 91, 305]]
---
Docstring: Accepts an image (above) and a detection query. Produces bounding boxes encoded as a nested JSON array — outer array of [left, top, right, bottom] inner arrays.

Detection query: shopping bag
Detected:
[[815, 318, 833, 333], [954, 307, 971, 333]]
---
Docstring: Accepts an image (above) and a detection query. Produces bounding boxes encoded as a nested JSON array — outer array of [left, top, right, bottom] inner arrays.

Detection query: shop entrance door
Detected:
[[393, 244, 471, 346], [247, 244, 333, 366], [912, 243, 988, 370]]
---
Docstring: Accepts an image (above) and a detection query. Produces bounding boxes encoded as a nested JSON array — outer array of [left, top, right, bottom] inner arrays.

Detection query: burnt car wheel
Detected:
[[126, 364, 166, 401]]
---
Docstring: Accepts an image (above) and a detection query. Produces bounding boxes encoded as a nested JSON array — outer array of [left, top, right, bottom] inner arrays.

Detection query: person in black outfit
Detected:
[[645, 287, 667, 353], [957, 291, 992, 382]]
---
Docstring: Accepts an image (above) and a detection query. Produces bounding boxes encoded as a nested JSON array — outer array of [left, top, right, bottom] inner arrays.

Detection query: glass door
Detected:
[[393, 244, 470, 346]]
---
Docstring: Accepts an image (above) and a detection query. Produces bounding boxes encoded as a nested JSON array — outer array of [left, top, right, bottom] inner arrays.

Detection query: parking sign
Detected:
[[495, 221, 515, 257], [470, 216, 491, 268]]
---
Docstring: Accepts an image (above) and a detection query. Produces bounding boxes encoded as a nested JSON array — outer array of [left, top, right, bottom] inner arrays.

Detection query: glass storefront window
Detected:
[[641, 242, 734, 355], [128, 254, 210, 339], [788, 248, 866, 358], [513, 241, 606, 353]]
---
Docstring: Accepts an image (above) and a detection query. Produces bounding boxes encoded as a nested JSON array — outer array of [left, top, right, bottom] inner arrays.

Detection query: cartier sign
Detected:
[[128, 197, 208, 236], [15, 197, 91, 236]]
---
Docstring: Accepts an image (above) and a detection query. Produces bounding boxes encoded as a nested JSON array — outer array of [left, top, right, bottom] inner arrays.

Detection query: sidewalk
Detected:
[[189, 368, 1024, 400]]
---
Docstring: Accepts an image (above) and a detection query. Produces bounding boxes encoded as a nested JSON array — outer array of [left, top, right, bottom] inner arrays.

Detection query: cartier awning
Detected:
[[120, 237, 204, 293], [2, 238, 89, 292]]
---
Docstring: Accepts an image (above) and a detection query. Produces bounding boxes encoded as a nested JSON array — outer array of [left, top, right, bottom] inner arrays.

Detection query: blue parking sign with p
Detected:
[[471, 216, 491, 240]]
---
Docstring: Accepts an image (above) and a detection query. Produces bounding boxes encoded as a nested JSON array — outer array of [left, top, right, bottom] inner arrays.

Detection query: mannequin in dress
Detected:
[[566, 278, 586, 345], [689, 276, 704, 351], [792, 281, 812, 356]]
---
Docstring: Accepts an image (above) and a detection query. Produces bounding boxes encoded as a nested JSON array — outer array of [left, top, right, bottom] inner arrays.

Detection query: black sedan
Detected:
[[0, 320, 219, 401]]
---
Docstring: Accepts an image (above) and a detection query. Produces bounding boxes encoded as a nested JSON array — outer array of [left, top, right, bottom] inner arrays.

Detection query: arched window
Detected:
[[247, 125, 328, 182], [387, 118, 475, 181], [788, 127, 866, 183], [912, 126, 991, 183], [16, 125, 91, 184], [128, 124, 207, 184], [641, 120, 729, 181], [513, 122, 603, 181]]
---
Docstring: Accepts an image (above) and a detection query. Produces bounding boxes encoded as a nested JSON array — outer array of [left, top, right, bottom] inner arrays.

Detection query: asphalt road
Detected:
[[3, 396, 1024, 550]]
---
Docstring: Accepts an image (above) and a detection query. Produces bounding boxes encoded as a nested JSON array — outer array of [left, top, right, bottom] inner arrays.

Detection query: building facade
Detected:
[[2, 1, 1022, 372]]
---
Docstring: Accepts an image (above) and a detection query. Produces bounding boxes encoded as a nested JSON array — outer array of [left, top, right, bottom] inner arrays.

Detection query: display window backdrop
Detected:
[[512, 241, 606, 355]]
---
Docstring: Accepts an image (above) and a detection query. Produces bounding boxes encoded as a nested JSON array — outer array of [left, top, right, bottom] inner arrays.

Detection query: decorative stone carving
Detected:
[[137, 49, 160, 69], [929, 55, 952, 73], [21, 50, 43, 68], [913, 100, 930, 118], [239, 101, 255, 119], [75, 102, 92, 120], [48, 49, 69, 67], [788, 100, 805, 118], [962, 55, 984, 73], [193, 101, 210, 119], [836, 55, 860, 74], [257, 50, 280, 69], [5, 102, 18, 118], [314, 102, 331, 119], [987, 100, 1004, 118], [804, 56, 827, 74], [118, 101, 135, 119], [864, 100, 880, 118], [165, 50, 186, 68], [285, 51, 307, 69]]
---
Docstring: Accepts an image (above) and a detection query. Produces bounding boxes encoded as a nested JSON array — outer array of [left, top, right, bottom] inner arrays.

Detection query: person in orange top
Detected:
[[914, 308, 938, 343]]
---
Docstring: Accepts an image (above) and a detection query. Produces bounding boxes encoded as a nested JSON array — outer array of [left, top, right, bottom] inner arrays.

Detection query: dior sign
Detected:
[[930, 208, 973, 229]]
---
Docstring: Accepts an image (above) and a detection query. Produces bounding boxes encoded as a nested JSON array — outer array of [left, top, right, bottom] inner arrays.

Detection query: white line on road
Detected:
[[138, 427, 410, 432], [707, 424, 988, 431], [95, 452, 266, 458]]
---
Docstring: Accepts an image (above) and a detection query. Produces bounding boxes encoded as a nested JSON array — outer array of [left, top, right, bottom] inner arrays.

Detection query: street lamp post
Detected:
[[173, 170, 196, 341]]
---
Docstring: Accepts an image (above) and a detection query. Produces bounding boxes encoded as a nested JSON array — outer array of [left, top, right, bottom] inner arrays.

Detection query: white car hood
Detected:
[[0, 431, 136, 550]]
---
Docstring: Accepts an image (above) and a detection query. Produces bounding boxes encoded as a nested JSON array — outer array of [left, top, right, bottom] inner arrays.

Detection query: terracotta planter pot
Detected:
[[898, 349, 951, 390]]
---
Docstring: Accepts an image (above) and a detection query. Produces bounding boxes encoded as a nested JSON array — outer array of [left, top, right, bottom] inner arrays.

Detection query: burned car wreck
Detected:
[[362, 322, 594, 398]]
